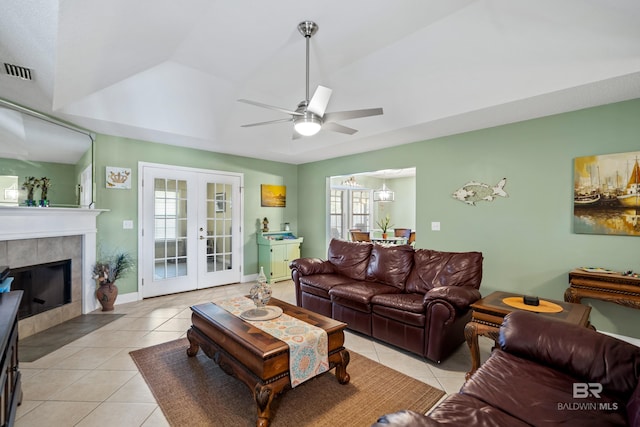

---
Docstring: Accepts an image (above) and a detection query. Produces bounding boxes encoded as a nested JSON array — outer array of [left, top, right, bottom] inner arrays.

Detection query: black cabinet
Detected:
[[0, 291, 22, 427]]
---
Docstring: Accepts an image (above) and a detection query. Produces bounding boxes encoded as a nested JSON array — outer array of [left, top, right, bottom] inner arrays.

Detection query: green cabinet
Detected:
[[257, 232, 303, 283]]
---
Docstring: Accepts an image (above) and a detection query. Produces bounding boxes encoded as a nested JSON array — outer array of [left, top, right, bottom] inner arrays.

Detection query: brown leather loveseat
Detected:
[[289, 239, 483, 363], [375, 310, 640, 426]]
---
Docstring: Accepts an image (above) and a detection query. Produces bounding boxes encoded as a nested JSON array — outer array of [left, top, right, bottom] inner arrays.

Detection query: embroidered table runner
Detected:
[[216, 296, 329, 387]]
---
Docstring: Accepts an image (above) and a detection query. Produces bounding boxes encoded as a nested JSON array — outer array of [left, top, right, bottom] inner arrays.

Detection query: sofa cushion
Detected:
[[371, 292, 425, 314], [329, 282, 400, 312], [406, 250, 483, 294], [299, 274, 359, 299], [428, 393, 531, 426], [327, 239, 372, 281], [365, 244, 414, 289], [372, 304, 425, 327], [462, 349, 628, 426], [628, 381, 640, 427]]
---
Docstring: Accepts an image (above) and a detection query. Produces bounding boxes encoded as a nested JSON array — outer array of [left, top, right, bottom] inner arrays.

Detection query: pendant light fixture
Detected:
[[373, 183, 395, 202]]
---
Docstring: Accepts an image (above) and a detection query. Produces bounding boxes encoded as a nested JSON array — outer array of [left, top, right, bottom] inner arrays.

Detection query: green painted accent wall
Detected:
[[297, 99, 640, 338], [93, 135, 298, 295], [0, 158, 79, 205]]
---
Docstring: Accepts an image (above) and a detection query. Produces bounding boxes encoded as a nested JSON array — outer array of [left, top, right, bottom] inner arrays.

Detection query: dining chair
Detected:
[[408, 231, 416, 245], [394, 228, 411, 238], [350, 231, 371, 242]]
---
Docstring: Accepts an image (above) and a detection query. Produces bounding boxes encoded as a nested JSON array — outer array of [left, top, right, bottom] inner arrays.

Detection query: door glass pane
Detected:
[[205, 182, 233, 273], [154, 178, 189, 280]]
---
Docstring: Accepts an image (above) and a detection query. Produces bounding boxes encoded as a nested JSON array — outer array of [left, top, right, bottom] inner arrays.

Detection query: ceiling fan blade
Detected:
[[323, 107, 383, 123], [306, 85, 332, 117], [323, 122, 358, 135], [238, 99, 303, 116], [241, 118, 293, 128]]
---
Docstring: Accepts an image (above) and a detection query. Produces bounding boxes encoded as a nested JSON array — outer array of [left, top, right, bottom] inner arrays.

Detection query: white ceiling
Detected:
[[1, 0, 640, 165]]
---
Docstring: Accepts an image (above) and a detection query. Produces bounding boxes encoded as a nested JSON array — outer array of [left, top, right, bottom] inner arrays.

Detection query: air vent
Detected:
[[4, 63, 33, 80]]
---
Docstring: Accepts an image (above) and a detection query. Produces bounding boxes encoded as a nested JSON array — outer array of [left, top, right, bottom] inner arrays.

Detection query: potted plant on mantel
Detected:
[[93, 252, 134, 311], [376, 214, 394, 239]]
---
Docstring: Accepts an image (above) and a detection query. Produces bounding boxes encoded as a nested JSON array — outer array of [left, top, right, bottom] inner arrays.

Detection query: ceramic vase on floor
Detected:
[[96, 282, 118, 311]]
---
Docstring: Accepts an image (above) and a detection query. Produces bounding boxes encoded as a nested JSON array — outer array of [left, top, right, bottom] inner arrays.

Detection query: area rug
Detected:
[[130, 338, 445, 427]]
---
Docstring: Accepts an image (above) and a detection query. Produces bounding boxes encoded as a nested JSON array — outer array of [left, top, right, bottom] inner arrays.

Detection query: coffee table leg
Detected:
[[254, 384, 276, 427], [186, 327, 200, 357], [333, 349, 351, 384]]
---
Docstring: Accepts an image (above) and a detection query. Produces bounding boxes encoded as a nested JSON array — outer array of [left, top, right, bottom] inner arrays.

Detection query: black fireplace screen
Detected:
[[10, 259, 72, 319]]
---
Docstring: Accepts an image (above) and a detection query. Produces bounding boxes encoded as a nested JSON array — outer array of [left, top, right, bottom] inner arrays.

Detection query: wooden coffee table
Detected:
[[464, 291, 591, 380], [186, 297, 350, 427]]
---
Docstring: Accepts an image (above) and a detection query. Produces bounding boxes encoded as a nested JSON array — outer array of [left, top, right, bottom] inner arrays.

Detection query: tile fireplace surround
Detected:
[[0, 207, 105, 338]]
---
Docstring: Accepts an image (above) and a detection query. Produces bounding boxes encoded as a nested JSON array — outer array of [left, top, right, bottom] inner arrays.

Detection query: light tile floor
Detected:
[[15, 280, 492, 426]]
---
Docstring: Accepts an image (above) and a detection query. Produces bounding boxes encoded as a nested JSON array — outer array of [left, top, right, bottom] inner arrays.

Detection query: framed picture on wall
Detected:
[[215, 192, 225, 212], [106, 166, 131, 189], [574, 150, 640, 236], [261, 184, 286, 207]]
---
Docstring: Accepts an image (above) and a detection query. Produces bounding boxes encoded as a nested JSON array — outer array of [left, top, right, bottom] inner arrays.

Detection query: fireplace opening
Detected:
[[10, 259, 72, 319]]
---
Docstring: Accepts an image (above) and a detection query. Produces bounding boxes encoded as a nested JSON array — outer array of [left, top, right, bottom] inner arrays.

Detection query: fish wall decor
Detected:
[[452, 178, 508, 206]]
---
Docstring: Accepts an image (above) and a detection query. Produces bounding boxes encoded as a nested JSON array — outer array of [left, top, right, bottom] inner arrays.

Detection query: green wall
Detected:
[[93, 135, 298, 295], [0, 158, 79, 205], [297, 99, 640, 338]]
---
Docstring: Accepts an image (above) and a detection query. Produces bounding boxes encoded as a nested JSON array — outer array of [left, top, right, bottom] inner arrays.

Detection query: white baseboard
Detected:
[[115, 292, 140, 306]]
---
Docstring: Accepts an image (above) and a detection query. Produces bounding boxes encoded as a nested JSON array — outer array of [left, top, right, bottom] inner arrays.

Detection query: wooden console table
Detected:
[[565, 269, 640, 310]]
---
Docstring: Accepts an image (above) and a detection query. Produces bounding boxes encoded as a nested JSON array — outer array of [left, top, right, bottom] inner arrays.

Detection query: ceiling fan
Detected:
[[238, 21, 383, 138]]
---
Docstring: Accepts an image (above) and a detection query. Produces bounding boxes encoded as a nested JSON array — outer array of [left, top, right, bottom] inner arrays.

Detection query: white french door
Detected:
[[140, 163, 242, 298]]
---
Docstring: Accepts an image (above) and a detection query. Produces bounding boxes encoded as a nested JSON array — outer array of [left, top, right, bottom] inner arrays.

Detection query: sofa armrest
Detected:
[[628, 381, 640, 427], [423, 286, 481, 311], [289, 258, 334, 276], [500, 310, 640, 398]]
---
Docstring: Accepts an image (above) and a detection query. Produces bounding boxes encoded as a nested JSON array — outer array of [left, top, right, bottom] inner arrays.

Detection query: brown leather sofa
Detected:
[[374, 310, 640, 426], [289, 239, 483, 363]]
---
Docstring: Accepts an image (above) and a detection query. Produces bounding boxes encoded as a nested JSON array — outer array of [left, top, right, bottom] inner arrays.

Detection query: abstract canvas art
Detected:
[[574, 151, 640, 236]]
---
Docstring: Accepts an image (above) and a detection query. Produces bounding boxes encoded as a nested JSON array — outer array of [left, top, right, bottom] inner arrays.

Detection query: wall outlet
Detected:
[[431, 222, 441, 231], [123, 220, 134, 229]]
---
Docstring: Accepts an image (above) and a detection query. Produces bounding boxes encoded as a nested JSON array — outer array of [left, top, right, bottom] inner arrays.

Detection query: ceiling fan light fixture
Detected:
[[294, 113, 322, 136]]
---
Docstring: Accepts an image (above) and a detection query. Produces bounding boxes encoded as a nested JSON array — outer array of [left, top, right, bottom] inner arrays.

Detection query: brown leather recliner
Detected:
[[290, 239, 483, 363], [374, 310, 640, 426]]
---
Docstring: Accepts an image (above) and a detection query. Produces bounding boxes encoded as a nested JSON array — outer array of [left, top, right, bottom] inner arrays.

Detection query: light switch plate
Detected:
[[431, 222, 440, 231], [123, 220, 134, 229]]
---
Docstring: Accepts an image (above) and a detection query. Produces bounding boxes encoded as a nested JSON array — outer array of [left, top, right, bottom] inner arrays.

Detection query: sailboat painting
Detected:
[[574, 151, 640, 236]]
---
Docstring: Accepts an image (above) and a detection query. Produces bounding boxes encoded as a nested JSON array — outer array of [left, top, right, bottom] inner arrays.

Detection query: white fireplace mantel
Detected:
[[0, 206, 108, 313]]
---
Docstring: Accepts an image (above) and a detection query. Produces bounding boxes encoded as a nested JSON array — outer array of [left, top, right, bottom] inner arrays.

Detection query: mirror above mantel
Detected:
[[0, 98, 95, 208]]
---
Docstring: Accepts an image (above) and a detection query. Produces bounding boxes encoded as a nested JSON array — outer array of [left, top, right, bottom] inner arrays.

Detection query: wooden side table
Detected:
[[464, 291, 591, 380], [565, 269, 640, 310]]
